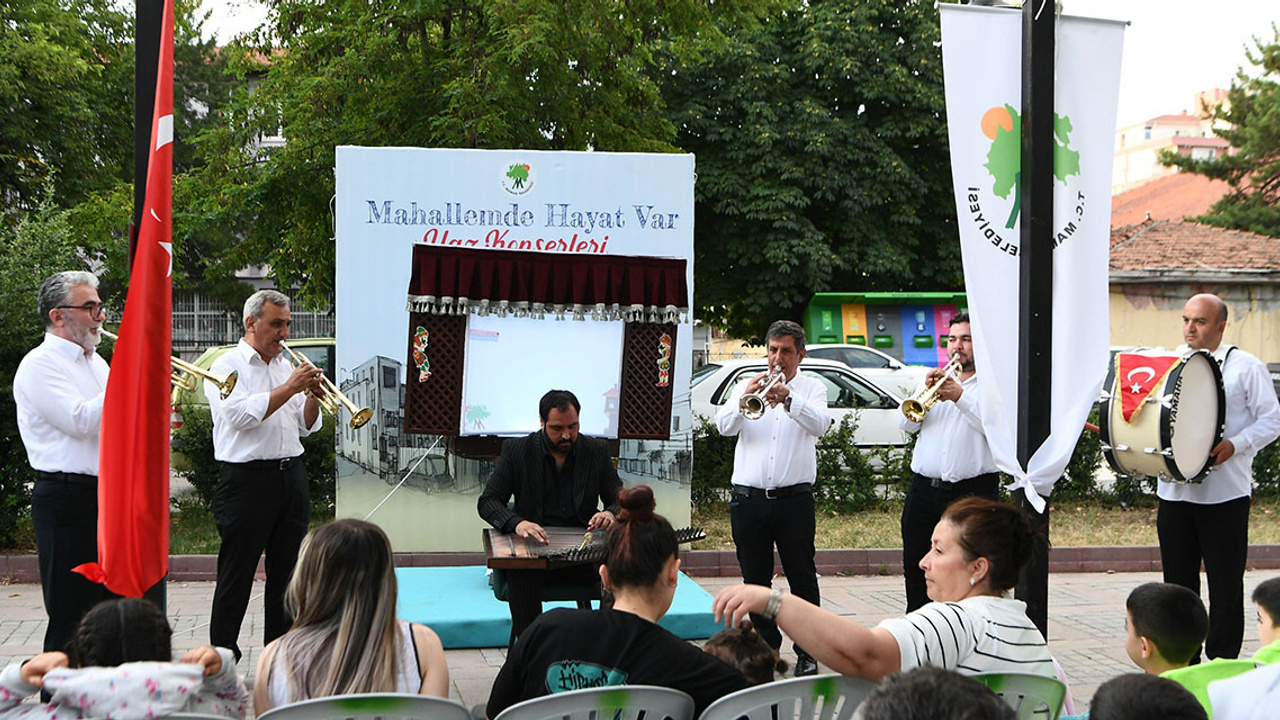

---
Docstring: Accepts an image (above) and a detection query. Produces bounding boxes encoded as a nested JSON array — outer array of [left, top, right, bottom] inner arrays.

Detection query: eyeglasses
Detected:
[[56, 302, 108, 317]]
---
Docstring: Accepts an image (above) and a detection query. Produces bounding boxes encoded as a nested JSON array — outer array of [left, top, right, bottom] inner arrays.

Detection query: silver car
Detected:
[[690, 358, 911, 448]]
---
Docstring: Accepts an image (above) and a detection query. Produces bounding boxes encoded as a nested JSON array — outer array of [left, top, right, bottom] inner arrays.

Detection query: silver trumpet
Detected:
[[280, 341, 373, 430], [900, 355, 963, 422], [739, 369, 786, 420]]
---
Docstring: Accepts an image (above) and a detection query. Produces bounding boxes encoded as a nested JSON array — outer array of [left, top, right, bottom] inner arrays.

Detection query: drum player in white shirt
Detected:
[[897, 313, 999, 613], [1161, 293, 1280, 660], [13, 271, 113, 655]]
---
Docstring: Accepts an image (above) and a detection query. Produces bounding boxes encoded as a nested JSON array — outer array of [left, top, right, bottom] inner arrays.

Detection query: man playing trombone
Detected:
[[715, 320, 829, 676], [897, 312, 999, 612], [207, 289, 323, 662]]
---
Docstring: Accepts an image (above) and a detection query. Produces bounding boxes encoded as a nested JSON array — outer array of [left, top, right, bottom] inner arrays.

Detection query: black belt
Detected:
[[226, 457, 299, 472], [917, 472, 999, 490], [733, 483, 812, 500], [34, 471, 97, 485]]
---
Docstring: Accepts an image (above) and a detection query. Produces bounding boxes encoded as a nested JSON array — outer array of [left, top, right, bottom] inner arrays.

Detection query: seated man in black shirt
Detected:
[[478, 389, 623, 644]]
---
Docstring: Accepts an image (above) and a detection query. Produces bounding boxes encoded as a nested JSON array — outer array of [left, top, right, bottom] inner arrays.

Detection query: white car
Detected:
[[804, 344, 932, 398], [690, 358, 911, 448]]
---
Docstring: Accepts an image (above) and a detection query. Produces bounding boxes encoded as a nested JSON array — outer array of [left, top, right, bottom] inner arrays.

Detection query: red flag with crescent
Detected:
[[1117, 354, 1180, 423], [73, 0, 174, 596]]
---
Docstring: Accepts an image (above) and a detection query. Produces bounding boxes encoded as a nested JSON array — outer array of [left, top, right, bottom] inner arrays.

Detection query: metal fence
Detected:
[[172, 290, 334, 359]]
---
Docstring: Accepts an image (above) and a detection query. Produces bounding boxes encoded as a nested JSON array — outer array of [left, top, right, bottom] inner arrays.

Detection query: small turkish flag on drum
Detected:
[[1117, 354, 1181, 422]]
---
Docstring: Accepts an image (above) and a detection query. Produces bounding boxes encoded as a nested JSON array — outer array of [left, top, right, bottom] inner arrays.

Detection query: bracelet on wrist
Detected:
[[763, 588, 785, 620]]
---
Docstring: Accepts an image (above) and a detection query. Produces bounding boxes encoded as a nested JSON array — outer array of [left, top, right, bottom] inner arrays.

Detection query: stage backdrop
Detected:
[[334, 148, 695, 552]]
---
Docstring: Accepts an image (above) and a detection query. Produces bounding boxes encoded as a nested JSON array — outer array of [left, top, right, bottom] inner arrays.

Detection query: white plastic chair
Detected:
[[493, 685, 695, 720], [697, 674, 875, 720], [256, 693, 472, 720], [972, 673, 1068, 720]]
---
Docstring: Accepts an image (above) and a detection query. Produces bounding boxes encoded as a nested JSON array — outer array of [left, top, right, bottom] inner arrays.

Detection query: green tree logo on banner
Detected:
[[982, 104, 1081, 229]]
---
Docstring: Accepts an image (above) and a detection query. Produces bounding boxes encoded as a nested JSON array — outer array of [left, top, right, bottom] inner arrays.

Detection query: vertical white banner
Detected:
[[940, 5, 1125, 503]]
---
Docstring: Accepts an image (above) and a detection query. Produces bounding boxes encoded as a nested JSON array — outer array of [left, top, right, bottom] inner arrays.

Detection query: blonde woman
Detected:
[[253, 519, 448, 713]]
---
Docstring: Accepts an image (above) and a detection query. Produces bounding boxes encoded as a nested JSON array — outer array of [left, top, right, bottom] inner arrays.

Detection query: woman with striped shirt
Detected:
[[713, 497, 1055, 681]]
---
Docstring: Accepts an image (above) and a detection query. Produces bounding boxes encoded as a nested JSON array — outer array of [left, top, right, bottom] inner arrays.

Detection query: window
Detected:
[[805, 369, 885, 409], [692, 363, 721, 387], [382, 365, 397, 389]]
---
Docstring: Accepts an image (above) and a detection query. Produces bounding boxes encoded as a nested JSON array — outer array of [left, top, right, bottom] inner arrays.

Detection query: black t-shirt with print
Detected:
[[486, 608, 749, 718]]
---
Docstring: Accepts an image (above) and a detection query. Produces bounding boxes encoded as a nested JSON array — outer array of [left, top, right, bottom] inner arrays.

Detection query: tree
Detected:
[[660, 0, 961, 339], [1161, 24, 1280, 238], [180, 0, 764, 305]]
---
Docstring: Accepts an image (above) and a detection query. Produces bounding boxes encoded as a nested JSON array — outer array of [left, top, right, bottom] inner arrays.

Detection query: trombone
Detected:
[[279, 341, 373, 430], [100, 329, 238, 399], [739, 369, 786, 420], [900, 355, 963, 422]]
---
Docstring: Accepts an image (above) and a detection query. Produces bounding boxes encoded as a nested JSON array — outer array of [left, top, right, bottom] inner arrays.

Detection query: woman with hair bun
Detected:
[[486, 486, 749, 718], [714, 496, 1056, 682]]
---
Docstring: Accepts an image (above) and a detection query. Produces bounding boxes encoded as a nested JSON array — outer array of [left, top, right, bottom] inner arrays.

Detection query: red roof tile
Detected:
[[1110, 219, 1280, 275], [1111, 173, 1231, 228]]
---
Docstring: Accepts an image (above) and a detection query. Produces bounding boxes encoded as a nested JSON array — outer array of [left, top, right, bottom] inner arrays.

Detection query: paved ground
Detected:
[[1, 570, 1272, 714]]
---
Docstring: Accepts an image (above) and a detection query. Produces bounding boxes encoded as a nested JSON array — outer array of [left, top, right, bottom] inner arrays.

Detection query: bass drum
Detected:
[[1099, 350, 1225, 483]]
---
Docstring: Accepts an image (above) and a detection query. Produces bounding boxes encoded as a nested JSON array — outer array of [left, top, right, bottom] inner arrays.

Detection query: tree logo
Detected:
[[501, 162, 535, 195], [981, 104, 1081, 229]]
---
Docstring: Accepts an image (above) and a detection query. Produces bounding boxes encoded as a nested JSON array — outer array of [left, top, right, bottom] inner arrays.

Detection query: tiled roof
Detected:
[[1171, 136, 1230, 148], [1110, 219, 1280, 277], [1111, 173, 1231, 228]]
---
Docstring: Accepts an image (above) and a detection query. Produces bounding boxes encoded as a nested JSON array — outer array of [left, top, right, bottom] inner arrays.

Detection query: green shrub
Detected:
[[690, 416, 736, 509], [1253, 439, 1280, 498], [1054, 409, 1104, 500], [0, 386, 33, 549], [171, 404, 336, 512], [814, 414, 881, 513]]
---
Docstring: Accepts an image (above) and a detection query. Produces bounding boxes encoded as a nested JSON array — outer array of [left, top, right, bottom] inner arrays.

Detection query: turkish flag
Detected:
[[74, 0, 174, 596], [1117, 353, 1181, 423]]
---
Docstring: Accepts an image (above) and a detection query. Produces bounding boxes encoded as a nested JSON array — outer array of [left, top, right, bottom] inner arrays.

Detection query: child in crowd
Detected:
[[1089, 674, 1207, 720], [702, 622, 789, 684], [0, 598, 247, 720], [1250, 576, 1280, 664]]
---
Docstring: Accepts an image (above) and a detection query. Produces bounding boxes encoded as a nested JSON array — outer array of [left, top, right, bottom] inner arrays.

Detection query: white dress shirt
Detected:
[[715, 371, 830, 489], [1159, 343, 1280, 504], [207, 340, 321, 463], [898, 373, 997, 482], [13, 333, 110, 475]]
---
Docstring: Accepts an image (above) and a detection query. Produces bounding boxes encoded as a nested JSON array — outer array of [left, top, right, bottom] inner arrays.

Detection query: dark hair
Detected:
[[941, 497, 1036, 592], [765, 320, 806, 353], [862, 666, 1014, 720], [539, 390, 581, 422], [702, 621, 788, 685], [67, 598, 172, 667], [1253, 576, 1280, 623], [604, 485, 677, 589], [950, 312, 971, 327], [1089, 674, 1207, 720], [1126, 582, 1208, 665]]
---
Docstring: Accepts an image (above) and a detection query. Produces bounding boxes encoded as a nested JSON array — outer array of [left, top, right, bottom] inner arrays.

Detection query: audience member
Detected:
[[702, 622, 788, 685], [486, 486, 749, 718], [1250, 577, 1280, 663], [0, 598, 247, 719], [713, 497, 1055, 682], [1089, 674, 1207, 720], [254, 519, 449, 714], [861, 666, 1014, 720]]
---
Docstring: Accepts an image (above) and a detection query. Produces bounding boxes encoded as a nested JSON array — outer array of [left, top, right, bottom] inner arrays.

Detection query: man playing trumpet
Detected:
[[897, 312, 998, 612], [207, 289, 324, 662], [715, 320, 830, 676]]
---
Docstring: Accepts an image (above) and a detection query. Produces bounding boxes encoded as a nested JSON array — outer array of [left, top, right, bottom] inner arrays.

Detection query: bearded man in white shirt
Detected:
[[897, 313, 1000, 613], [716, 320, 830, 677], [14, 271, 113, 654], [207, 289, 324, 662], [1160, 293, 1280, 660]]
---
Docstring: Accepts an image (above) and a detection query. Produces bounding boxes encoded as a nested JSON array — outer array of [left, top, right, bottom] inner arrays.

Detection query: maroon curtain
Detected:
[[407, 245, 688, 322]]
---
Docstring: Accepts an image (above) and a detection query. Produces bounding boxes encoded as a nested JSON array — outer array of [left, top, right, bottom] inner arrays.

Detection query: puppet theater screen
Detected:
[[333, 148, 695, 552]]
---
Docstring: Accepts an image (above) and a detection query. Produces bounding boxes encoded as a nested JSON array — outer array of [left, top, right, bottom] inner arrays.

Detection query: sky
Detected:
[[202, 0, 1280, 129]]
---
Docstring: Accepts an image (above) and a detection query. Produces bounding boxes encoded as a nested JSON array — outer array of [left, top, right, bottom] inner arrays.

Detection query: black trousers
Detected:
[[901, 473, 1001, 613], [31, 472, 112, 653], [505, 563, 601, 646], [210, 458, 310, 660], [729, 487, 819, 658], [1157, 496, 1250, 660]]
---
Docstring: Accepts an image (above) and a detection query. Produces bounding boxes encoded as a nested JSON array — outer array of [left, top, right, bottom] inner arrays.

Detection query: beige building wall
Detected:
[[1110, 283, 1280, 363]]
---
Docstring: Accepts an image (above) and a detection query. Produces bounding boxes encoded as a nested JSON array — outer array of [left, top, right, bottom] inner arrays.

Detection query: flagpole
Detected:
[[1014, 0, 1055, 638]]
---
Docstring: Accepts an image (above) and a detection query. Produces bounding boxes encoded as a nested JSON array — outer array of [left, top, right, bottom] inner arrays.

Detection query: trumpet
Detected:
[[900, 355, 964, 422], [280, 341, 373, 430], [100, 329, 238, 399], [739, 369, 786, 420]]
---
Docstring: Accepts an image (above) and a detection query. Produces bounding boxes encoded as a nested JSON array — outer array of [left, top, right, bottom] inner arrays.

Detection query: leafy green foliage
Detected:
[[1053, 409, 1104, 501], [0, 386, 33, 548], [1161, 25, 1280, 238], [690, 416, 737, 509], [662, 0, 960, 339], [814, 415, 880, 513], [1253, 436, 1280, 498]]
